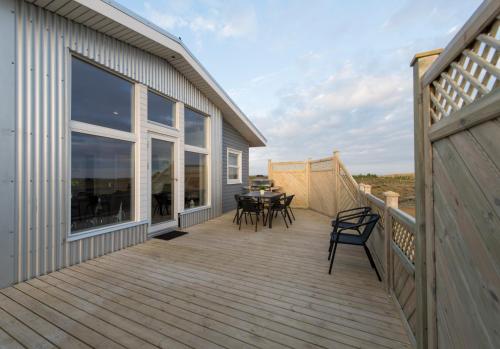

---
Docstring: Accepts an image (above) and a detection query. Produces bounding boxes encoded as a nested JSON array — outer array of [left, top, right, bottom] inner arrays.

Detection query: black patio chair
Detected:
[[328, 207, 371, 255], [266, 195, 293, 228], [238, 197, 263, 232], [232, 194, 242, 224], [328, 213, 381, 281]]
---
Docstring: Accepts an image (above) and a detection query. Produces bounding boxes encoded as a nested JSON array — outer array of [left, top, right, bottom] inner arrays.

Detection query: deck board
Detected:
[[0, 209, 411, 348]]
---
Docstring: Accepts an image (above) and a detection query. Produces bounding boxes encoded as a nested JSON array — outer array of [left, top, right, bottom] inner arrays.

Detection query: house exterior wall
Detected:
[[0, 0, 16, 288], [222, 120, 249, 213], [3, 0, 224, 287]]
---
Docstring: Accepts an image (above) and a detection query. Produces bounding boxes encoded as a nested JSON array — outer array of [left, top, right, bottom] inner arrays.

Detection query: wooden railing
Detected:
[[358, 184, 417, 347]]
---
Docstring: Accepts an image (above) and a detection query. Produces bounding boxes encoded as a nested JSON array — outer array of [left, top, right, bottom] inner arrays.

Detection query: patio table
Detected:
[[240, 191, 284, 228]]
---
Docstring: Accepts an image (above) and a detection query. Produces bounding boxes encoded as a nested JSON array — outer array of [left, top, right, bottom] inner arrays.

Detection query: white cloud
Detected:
[[249, 63, 414, 175], [143, 2, 257, 39]]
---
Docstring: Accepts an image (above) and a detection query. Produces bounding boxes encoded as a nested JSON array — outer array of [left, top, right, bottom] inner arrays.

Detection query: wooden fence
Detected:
[[269, 153, 418, 346], [412, 2, 500, 349], [268, 152, 358, 216]]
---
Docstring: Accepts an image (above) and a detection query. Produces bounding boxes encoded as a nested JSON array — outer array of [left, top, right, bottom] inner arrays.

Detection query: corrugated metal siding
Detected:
[[0, 0, 16, 288], [13, 0, 223, 284], [222, 120, 249, 213], [179, 207, 212, 229]]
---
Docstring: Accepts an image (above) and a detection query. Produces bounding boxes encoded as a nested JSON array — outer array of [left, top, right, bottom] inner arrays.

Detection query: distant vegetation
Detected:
[[353, 173, 415, 217]]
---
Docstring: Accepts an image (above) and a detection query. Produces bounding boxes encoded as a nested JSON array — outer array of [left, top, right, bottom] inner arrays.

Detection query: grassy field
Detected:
[[352, 173, 415, 217]]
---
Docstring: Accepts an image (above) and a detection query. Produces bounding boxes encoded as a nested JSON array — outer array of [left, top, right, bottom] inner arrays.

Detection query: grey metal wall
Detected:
[[222, 120, 249, 213], [0, 0, 16, 288], [10, 0, 223, 285]]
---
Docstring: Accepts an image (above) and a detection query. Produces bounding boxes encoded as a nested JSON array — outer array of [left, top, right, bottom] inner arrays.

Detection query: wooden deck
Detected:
[[0, 209, 411, 348]]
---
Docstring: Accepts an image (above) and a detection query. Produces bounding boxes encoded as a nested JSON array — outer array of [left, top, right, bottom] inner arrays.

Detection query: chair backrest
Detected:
[[240, 197, 260, 212], [337, 207, 371, 224], [284, 195, 294, 207], [359, 214, 380, 242]]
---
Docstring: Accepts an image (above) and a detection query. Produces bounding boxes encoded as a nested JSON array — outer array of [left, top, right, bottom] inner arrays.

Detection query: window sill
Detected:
[[227, 179, 242, 185], [66, 219, 149, 242]]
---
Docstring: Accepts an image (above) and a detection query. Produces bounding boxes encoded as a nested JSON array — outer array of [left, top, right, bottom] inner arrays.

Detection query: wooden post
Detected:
[[363, 184, 372, 195], [383, 191, 399, 292], [332, 150, 340, 215], [411, 49, 441, 349], [267, 159, 272, 181], [305, 158, 311, 209]]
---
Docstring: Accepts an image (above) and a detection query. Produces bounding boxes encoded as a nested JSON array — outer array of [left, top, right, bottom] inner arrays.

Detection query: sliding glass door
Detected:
[[151, 138, 175, 225]]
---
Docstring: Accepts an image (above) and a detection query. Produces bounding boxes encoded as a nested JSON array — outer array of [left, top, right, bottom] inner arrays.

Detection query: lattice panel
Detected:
[[392, 218, 416, 263], [311, 159, 333, 171], [429, 17, 499, 123], [271, 162, 305, 172]]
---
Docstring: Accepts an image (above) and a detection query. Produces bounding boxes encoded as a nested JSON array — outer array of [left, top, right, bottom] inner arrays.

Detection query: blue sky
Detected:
[[118, 0, 481, 175]]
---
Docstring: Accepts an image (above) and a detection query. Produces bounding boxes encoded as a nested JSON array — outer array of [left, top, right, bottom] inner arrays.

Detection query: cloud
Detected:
[[143, 2, 257, 39], [249, 63, 414, 175]]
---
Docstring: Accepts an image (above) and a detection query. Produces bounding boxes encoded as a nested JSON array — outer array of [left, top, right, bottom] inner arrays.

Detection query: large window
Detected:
[[71, 133, 134, 232], [71, 57, 133, 132], [184, 151, 207, 209], [70, 57, 135, 234], [148, 90, 175, 127], [227, 149, 242, 184], [184, 108, 206, 148]]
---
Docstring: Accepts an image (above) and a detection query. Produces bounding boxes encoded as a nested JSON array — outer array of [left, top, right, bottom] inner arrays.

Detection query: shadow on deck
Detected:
[[0, 209, 411, 348]]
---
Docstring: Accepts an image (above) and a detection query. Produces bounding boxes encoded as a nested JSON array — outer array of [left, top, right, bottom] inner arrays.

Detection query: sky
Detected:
[[117, 0, 482, 175]]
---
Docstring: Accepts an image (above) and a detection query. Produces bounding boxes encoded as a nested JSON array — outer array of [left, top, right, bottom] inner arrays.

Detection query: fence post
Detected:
[[358, 183, 365, 206], [305, 159, 311, 209], [363, 184, 372, 195], [332, 151, 340, 215], [383, 191, 399, 292], [412, 50, 441, 349]]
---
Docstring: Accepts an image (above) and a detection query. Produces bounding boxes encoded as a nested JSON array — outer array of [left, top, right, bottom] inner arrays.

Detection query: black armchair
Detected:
[[328, 213, 381, 281], [328, 207, 371, 255]]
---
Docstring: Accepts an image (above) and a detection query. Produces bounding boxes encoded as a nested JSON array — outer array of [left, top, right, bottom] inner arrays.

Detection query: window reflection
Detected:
[[71, 133, 133, 233], [71, 57, 133, 132], [148, 91, 175, 127], [151, 139, 174, 224], [184, 151, 207, 209], [184, 108, 206, 148]]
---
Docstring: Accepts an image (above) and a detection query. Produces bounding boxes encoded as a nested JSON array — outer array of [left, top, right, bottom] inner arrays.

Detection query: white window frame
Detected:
[[227, 148, 242, 185], [66, 53, 144, 241], [183, 106, 211, 212], [147, 88, 178, 131]]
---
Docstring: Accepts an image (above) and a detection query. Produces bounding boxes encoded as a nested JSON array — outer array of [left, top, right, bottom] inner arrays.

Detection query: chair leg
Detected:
[[328, 240, 339, 274], [255, 213, 258, 232], [289, 206, 295, 220], [245, 214, 248, 225], [281, 210, 289, 228], [285, 208, 293, 224], [328, 238, 334, 260], [363, 244, 382, 281], [239, 212, 244, 230], [249, 214, 253, 225], [233, 208, 239, 223]]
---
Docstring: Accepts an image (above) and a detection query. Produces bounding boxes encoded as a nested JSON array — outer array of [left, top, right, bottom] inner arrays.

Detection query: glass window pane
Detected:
[[151, 139, 174, 224], [148, 91, 175, 127], [184, 108, 206, 147], [71, 57, 133, 132], [228, 167, 239, 180], [184, 151, 207, 209], [228, 153, 238, 166], [71, 133, 133, 233]]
